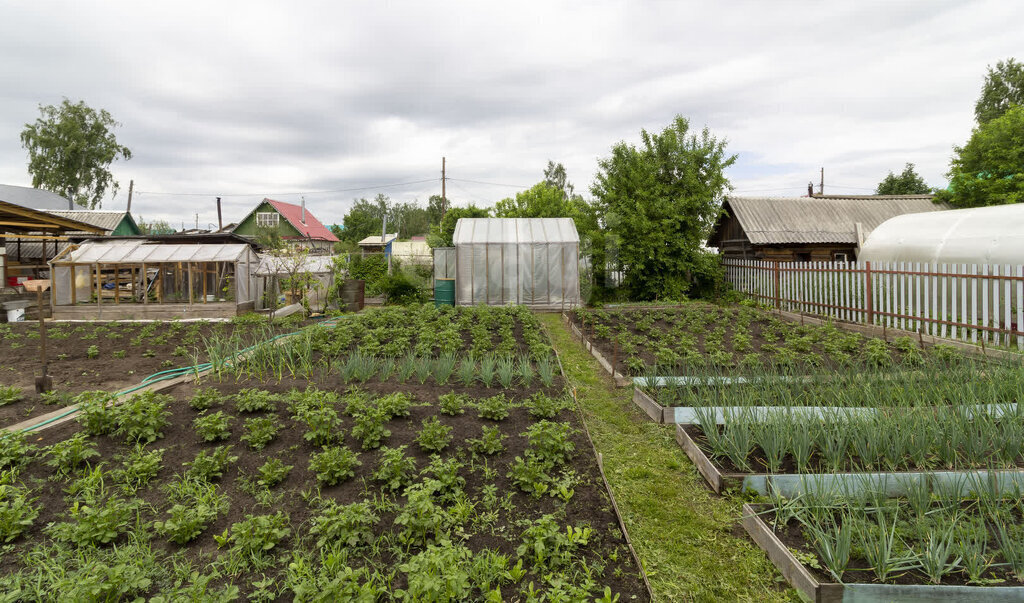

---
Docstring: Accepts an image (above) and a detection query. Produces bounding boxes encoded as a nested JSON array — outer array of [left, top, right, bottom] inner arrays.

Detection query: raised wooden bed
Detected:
[[561, 313, 631, 387], [676, 423, 1024, 497], [742, 502, 1024, 602]]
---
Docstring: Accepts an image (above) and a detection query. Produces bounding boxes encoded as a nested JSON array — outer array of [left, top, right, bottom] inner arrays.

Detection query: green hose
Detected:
[[16, 315, 348, 435]]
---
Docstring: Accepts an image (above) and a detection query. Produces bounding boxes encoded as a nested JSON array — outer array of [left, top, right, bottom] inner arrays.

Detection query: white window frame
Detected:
[[256, 212, 280, 228], [833, 252, 848, 262]]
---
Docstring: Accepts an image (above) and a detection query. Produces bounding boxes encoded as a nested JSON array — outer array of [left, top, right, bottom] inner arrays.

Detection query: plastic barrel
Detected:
[[434, 278, 455, 307], [340, 279, 365, 312]]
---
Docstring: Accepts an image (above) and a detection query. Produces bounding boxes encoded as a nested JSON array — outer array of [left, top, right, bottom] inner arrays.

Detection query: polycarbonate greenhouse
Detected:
[[860, 203, 1024, 266], [49, 240, 261, 320], [452, 217, 580, 309]]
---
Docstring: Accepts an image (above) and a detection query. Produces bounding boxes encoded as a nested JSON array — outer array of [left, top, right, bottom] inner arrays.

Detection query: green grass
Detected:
[[540, 313, 797, 602]]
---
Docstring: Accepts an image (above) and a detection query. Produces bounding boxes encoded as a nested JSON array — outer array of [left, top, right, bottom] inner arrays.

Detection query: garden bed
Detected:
[[569, 302, 965, 377], [744, 498, 1024, 601], [0, 305, 648, 600], [0, 317, 307, 426]]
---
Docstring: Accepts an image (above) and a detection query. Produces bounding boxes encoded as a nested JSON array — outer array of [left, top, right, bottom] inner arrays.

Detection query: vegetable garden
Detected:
[[0, 305, 648, 601], [569, 301, 1024, 597]]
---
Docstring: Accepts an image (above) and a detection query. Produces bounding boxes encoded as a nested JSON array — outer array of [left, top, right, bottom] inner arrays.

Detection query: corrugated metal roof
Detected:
[[452, 218, 579, 245], [357, 233, 398, 246], [0, 184, 72, 210], [45, 210, 127, 233], [255, 254, 335, 275], [715, 196, 950, 245]]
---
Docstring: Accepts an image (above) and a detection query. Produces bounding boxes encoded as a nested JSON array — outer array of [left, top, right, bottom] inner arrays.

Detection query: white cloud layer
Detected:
[[1, 0, 1020, 227]]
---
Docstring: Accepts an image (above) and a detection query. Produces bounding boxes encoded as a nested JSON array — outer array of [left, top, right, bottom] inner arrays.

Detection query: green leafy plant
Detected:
[[524, 393, 570, 419], [50, 495, 139, 547], [155, 477, 229, 544], [0, 432, 38, 470], [438, 393, 467, 416], [0, 385, 22, 407], [112, 391, 172, 443], [220, 511, 291, 558], [416, 417, 453, 453], [186, 445, 238, 481], [189, 387, 221, 411], [373, 445, 418, 491], [235, 389, 279, 413], [76, 391, 118, 436], [253, 457, 292, 489], [45, 433, 100, 476], [241, 415, 280, 450], [309, 446, 360, 485], [351, 405, 391, 450], [308, 500, 379, 550], [86, 345, 99, 359], [193, 411, 233, 442], [476, 394, 511, 421], [0, 472, 39, 543], [468, 425, 507, 456]]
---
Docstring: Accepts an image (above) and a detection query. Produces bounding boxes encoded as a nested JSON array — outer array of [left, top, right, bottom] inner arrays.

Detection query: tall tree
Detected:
[[20, 98, 132, 209], [936, 105, 1024, 208], [975, 58, 1024, 125], [426, 204, 490, 247], [875, 163, 931, 195], [340, 194, 390, 244], [542, 160, 574, 198], [591, 115, 735, 300]]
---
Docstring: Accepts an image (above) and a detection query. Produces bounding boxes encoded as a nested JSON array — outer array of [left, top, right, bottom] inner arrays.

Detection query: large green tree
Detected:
[[591, 115, 735, 300], [975, 58, 1024, 125], [426, 204, 490, 247], [340, 194, 390, 244], [875, 163, 931, 195], [936, 105, 1024, 207], [20, 98, 131, 209]]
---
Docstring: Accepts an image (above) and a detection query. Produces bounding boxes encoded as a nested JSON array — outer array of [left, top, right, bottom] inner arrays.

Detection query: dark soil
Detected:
[[569, 304, 933, 376], [0, 320, 303, 426], [3, 373, 648, 601]]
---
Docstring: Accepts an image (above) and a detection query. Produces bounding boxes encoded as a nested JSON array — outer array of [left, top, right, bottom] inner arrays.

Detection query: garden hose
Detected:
[[17, 315, 348, 435]]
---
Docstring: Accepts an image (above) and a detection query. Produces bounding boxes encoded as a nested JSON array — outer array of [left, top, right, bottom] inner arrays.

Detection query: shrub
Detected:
[[309, 446, 360, 485], [380, 272, 427, 305], [193, 411, 232, 442]]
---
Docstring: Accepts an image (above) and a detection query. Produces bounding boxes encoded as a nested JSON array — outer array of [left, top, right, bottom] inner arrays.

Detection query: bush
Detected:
[[380, 272, 427, 305], [348, 254, 387, 296]]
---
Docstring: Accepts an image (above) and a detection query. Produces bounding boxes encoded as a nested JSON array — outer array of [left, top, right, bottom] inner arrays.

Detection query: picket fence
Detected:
[[723, 259, 1024, 349]]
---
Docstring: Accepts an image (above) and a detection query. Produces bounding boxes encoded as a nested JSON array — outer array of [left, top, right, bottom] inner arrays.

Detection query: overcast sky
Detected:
[[1, 1, 1020, 228]]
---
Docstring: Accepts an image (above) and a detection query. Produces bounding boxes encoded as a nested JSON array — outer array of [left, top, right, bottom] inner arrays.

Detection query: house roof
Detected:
[[358, 233, 398, 246], [265, 199, 339, 242], [45, 210, 131, 233], [0, 184, 72, 210], [709, 195, 950, 246], [56, 240, 256, 265]]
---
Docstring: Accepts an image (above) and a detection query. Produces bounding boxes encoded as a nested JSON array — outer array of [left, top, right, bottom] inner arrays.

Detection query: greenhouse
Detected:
[[859, 203, 1024, 265], [49, 240, 261, 320], [452, 217, 580, 309]]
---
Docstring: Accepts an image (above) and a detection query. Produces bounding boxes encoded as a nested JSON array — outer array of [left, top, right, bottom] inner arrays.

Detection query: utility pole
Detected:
[[127, 179, 134, 212], [819, 167, 824, 196], [441, 157, 447, 219], [216, 197, 223, 231]]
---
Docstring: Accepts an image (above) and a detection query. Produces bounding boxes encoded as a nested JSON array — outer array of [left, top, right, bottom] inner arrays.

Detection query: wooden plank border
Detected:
[[561, 312, 632, 387]]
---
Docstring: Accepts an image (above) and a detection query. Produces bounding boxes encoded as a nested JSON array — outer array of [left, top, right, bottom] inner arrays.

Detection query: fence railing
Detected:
[[723, 259, 1024, 349]]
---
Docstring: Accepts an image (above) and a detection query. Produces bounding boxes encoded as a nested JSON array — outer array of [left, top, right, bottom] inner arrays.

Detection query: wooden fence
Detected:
[[723, 259, 1024, 349]]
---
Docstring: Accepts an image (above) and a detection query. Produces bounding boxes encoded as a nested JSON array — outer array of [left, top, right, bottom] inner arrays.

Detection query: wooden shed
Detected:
[[708, 195, 948, 262]]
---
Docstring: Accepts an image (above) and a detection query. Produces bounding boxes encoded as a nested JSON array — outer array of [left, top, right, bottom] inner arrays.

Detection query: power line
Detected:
[[447, 177, 530, 189], [135, 178, 439, 197]]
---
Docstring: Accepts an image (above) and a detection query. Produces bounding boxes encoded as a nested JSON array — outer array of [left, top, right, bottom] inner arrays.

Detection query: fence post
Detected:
[[773, 261, 781, 309], [864, 261, 873, 325]]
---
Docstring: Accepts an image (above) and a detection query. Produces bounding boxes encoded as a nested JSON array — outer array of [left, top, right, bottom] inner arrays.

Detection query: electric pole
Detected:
[[127, 179, 133, 212], [441, 157, 447, 219], [819, 167, 824, 196]]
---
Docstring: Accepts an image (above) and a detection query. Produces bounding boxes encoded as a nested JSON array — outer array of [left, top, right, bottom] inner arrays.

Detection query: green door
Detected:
[[434, 278, 455, 307]]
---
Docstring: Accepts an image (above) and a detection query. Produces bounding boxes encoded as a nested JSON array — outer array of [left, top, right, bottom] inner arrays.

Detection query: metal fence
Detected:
[[724, 258, 1024, 349]]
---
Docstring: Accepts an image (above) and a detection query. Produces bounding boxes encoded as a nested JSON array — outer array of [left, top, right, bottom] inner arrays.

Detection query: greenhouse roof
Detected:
[[452, 218, 579, 245], [55, 241, 255, 264]]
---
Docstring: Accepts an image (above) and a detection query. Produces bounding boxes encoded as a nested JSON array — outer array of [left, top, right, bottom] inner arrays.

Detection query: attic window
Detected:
[[256, 212, 279, 228]]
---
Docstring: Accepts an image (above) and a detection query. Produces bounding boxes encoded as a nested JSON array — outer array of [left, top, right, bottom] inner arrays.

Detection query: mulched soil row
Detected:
[[5, 374, 648, 600]]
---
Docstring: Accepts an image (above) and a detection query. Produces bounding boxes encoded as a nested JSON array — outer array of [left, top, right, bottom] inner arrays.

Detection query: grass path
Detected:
[[540, 314, 797, 602]]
